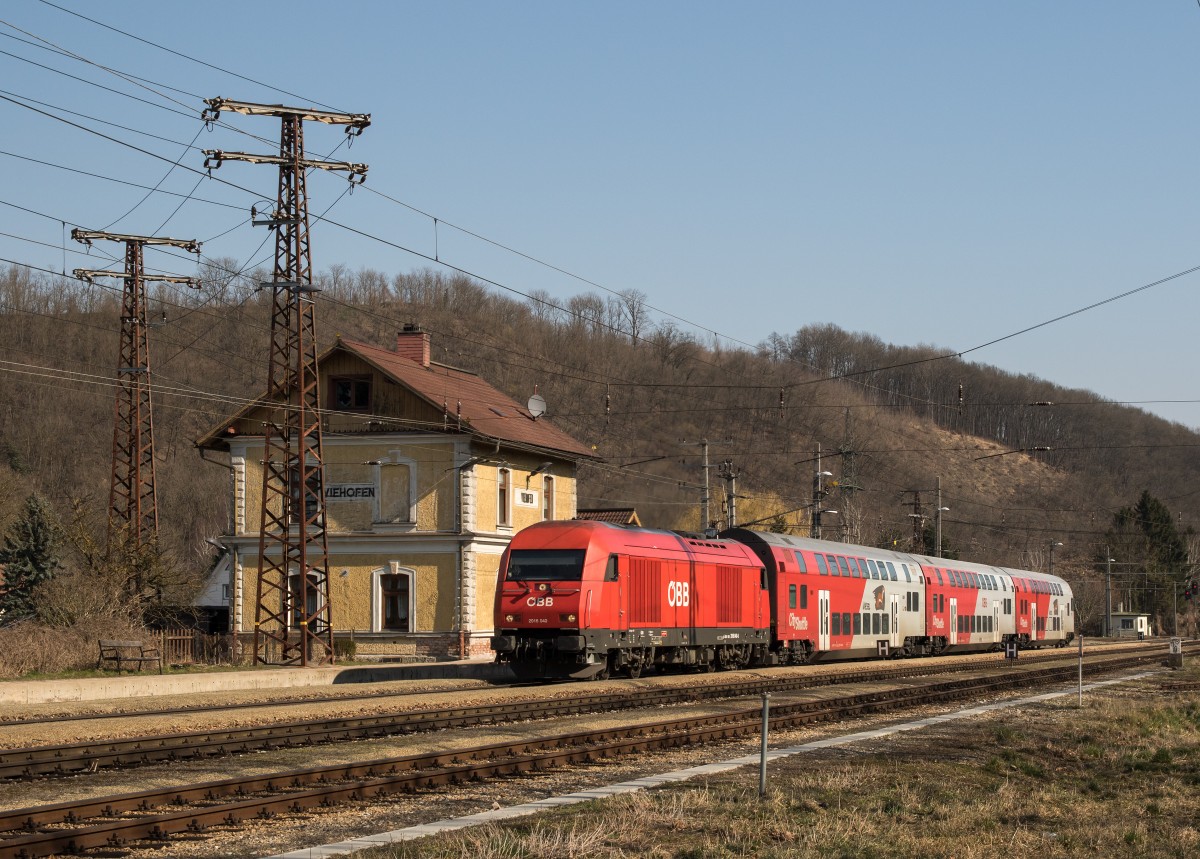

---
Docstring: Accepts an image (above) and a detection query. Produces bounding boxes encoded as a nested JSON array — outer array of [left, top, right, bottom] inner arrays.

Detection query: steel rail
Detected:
[[0, 651, 1167, 858]]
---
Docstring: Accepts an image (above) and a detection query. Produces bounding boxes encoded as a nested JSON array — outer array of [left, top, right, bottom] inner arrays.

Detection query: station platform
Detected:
[[0, 659, 515, 706]]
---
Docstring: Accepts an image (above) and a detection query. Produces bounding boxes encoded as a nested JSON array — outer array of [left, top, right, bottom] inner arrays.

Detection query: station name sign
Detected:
[[325, 484, 375, 501]]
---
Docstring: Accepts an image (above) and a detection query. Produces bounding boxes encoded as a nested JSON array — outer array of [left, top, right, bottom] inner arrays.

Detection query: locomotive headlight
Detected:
[[537, 583, 549, 592], [568, 613, 577, 622], [505, 614, 515, 623]]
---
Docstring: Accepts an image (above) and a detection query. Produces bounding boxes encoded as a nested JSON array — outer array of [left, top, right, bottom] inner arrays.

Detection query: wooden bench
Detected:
[[97, 639, 162, 674]]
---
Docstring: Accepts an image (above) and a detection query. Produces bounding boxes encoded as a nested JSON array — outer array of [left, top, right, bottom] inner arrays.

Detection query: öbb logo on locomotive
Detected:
[[491, 520, 1075, 681]]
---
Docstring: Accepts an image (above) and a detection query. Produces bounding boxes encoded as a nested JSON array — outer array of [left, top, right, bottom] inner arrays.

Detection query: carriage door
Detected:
[[993, 605, 1000, 643], [818, 590, 830, 650], [890, 595, 901, 648], [949, 598, 958, 646], [1029, 604, 1038, 642]]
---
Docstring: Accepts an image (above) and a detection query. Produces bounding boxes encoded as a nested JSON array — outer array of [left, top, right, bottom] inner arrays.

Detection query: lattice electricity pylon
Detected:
[[72, 231, 201, 557], [202, 98, 368, 667]]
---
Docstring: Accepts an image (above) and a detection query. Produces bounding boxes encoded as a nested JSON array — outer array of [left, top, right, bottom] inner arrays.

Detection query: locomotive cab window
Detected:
[[506, 549, 586, 581], [605, 555, 619, 582]]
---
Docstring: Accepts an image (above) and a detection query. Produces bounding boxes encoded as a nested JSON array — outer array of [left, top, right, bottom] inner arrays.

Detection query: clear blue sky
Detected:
[[2, 1, 1199, 429]]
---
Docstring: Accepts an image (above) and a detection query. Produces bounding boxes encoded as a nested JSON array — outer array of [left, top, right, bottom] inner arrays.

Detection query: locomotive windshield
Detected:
[[506, 549, 586, 581]]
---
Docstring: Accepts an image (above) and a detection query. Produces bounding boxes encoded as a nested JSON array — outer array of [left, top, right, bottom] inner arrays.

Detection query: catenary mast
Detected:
[[202, 98, 368, 665]]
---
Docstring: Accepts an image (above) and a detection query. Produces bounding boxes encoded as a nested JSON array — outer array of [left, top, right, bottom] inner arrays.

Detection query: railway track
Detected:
[[0, 649, 1173, 859], [0, 639, 1160, 729], [0, 643, 1168, 780]]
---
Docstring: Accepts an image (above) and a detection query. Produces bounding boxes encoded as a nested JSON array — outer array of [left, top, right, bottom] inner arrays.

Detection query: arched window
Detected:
[[287, 570, 322, 630], [380, 573, 410, 631], [372, 565, 415, 632]]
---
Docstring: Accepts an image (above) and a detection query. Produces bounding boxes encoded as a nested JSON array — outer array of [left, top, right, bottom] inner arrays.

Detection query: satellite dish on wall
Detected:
[[527, 391, 547, 419]]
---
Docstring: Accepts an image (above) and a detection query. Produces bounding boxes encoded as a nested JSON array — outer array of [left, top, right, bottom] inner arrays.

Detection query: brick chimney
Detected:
[[396, 324, 430, 367]]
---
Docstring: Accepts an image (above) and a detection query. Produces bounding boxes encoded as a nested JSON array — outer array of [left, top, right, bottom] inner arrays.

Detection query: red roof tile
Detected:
[[334, 339, 597, 459], [575, 508, 641, 525], [197, 336, 598, 460]]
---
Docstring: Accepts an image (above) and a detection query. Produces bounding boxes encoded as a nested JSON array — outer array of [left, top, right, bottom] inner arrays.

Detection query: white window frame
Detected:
[[371, 563, 416, 633], [286, 569, 324, 631], [498, 467, 512, 530], [543, 474, 555, 520]]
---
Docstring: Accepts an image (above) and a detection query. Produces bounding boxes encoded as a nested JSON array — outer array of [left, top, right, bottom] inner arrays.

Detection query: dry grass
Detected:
[[0, 618, 146, 678], [371, 676, 1200, 858]]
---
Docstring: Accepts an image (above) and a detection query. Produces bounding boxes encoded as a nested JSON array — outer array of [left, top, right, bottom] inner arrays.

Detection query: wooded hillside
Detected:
[[0, 261, 1195, 633]]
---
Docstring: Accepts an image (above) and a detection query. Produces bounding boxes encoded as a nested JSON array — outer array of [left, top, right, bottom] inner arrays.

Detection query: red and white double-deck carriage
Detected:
[[729, 530, 1076, 659]]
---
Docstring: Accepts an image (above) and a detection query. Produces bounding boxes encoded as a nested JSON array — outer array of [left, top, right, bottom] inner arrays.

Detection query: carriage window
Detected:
[[793, 551, 808, 573], [842, 613, 852, 634], [854, 613, 863, 635], [816, 554, 829, 575], [867, 559, 880, 579], [832, 613, 842, 635], [882, 613, 890, 634], [827, 555, 840, 575], [872, 613, 881, 635], [789, 584, 797, 609], [800, 584, 808, 609], [837, 556, 850, 577], [935, 570, 944, 585]]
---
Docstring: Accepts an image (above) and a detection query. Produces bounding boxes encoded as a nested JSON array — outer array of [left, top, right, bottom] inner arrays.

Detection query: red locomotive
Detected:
[[490, 520, 1075, 680]]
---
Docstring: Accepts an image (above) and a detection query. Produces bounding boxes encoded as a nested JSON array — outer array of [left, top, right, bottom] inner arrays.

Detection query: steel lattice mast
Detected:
[[72, 231, 200, 554], [202, 98, 368, 666]]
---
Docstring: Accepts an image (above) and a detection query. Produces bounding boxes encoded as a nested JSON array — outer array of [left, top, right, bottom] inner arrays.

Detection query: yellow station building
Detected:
[[196, 326, 596, 660]]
